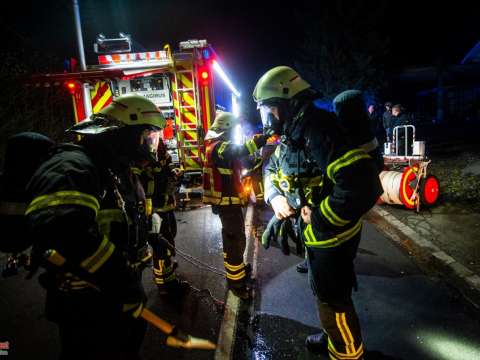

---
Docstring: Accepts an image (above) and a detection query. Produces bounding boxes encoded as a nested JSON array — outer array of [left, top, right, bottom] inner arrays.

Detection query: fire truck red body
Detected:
[[31, 39, 236, 175]]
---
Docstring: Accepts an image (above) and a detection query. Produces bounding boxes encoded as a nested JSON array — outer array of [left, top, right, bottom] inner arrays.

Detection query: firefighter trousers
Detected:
[[151, 210, 178, 288], [215, 204, 248, 289], [307, 232, 364, 360]]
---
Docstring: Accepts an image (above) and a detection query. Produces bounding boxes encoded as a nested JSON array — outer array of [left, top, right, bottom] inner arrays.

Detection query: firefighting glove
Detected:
[[252, 134, 268, 150], [261, 215, 283, 250], [278, 219, 290, 255], [288, 217, 303, 255]]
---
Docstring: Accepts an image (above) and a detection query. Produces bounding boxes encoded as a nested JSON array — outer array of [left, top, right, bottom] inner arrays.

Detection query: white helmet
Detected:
[[205, 111, 240, 140]]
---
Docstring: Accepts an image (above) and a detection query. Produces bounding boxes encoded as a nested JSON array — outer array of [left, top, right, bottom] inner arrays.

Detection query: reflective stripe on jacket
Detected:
[[202, 140, 247, 206]]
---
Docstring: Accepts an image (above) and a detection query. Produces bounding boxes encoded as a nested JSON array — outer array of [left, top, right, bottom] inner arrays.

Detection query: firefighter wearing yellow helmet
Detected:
[[203, 111, 269, 299], [255, 66, 383, 359], [25, 94, 165, 358]]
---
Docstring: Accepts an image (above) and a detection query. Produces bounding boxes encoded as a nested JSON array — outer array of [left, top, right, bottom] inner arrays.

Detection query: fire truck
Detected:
[[30, 38, 241, 184]]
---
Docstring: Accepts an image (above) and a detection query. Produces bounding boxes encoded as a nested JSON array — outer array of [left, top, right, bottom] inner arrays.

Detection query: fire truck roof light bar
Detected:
[[97, 60, 171, 70], [212, 60, 241, 98]]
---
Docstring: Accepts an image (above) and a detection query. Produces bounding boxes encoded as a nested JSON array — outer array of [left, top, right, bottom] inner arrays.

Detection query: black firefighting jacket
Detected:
[[132, 152, 177, 213], [264, 103, 383, 249], [25, 143, 148, 316]]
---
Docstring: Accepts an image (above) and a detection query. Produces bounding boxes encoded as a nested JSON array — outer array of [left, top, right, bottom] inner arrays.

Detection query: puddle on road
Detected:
[[233, 312, 322, 360]]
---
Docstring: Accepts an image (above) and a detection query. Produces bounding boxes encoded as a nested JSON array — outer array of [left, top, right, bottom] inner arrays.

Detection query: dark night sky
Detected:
[[1, 0, 479, 113]]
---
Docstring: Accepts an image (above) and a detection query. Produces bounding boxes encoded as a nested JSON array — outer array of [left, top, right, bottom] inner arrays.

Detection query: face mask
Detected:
[[139, 129, 160, 162], [259, 104, 282, 136]]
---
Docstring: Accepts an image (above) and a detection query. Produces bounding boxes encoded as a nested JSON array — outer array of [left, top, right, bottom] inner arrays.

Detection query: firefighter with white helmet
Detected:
[[202, 111, 270, 299], [254, 66, 382, 359], [25, 94, 165, 358]]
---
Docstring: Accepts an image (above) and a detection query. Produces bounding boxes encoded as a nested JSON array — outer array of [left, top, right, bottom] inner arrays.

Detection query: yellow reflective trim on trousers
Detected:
[[303, 220, 362, 248], [320, 197, 350, 227], [218, 167, 233, 175], [326, 149, 371, 182], [245, 139, 257, 155], [327, 337, 364, 360], [336, 312, 355, 355], [226, 270, 246, 280], [26, 191, 100, 216], [224, 261, 245, 272], [154, 266, 174, 275], [155, 272, 176, 284], [80, 235, 115, 273]]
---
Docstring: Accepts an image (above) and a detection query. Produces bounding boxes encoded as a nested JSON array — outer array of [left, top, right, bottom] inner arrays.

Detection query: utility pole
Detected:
[[72, 0, 92, 118]]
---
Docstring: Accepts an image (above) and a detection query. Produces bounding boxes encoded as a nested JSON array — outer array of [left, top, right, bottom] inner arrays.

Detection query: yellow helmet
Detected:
[[68, 94, 165, 135], [205, 111, 240, 140], [253, 66, 311, 104]]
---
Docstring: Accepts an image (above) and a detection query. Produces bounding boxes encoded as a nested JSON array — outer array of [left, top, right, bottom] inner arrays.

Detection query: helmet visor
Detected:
[[258, 104, 282, 136], [139, 128, 161, 162], [259, 104, 273, 128]]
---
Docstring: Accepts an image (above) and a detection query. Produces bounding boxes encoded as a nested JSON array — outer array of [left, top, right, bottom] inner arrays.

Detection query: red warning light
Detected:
[[199, 68, 210, 86], [66, 81, 77, 95]]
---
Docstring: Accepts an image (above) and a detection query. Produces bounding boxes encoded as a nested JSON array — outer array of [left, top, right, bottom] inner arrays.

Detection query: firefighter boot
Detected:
[[158, 279, 190, 297], [244, 263, 253, 283], [305, 331, 328, 355], [296, 259, 308, 273], [229, 285, 252, 300]]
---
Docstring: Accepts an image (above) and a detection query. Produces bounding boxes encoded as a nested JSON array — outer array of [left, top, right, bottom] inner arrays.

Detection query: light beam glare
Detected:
[[212, 60, 241, 98]]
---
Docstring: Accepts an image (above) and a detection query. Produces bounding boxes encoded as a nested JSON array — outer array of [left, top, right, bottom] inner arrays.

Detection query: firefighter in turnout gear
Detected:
[[254, 67, 383, 360], [132, 140, 188, 296], [202, 111, 269, 299], [25, 94, 165, 359]]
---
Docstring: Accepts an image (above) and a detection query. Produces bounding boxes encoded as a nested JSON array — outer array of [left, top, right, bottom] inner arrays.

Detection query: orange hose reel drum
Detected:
[[399, 165, 419, 209]]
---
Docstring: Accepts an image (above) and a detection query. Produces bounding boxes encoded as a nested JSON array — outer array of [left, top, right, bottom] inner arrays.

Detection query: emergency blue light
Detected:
[[202, 49, 211, 59]]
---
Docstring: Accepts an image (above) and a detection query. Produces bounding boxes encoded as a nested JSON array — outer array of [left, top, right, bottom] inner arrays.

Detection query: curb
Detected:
[[367, 205, 480, 309]]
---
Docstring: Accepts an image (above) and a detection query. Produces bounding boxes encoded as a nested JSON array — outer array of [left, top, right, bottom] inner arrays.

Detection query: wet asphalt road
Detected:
[[0, 203, 227, 360], [2, 203, 480, 359], [244, 206, 480, 360]]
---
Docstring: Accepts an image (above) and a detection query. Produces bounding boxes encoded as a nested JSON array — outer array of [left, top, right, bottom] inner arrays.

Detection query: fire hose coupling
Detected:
[[44, 249, 66, 267]]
